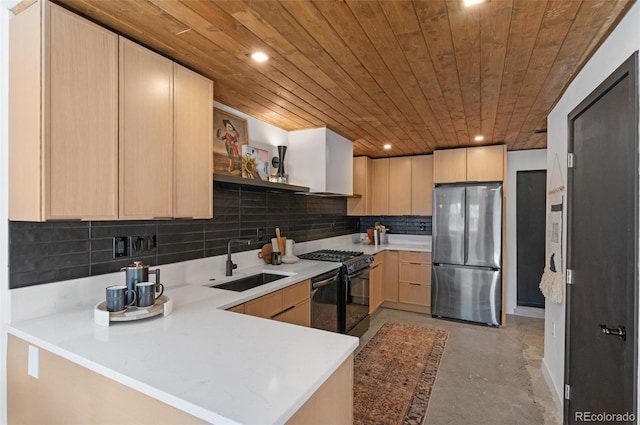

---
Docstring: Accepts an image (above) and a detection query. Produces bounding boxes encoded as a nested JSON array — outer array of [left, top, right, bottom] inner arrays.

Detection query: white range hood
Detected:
[[286, 127, 353, 196]]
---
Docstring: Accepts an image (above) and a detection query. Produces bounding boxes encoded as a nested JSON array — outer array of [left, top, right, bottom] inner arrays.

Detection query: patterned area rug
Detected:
[[354, 322, 448, 425]]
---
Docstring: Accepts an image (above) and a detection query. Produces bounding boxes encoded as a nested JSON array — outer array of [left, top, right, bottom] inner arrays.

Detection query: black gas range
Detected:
[[299, 249, 373, 337], [299, 249, 373, 273]]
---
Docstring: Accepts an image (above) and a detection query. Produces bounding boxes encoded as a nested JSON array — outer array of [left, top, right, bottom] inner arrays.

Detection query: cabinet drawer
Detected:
[[283, 280, 310, 308], [273, 299, 311, 327], [245, 291, 282, 319], [399, 251, 431, 264], [226, 304, 244, 313], [398, 283, 431, 306], [399, 263, 431, 285]]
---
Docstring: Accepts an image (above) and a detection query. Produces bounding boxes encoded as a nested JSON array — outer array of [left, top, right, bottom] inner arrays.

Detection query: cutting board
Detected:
[[258, 244, 273, 264]]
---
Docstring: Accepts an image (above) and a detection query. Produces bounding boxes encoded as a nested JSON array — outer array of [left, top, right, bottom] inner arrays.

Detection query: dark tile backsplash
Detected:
[[8, 182, 357, 289], [358, 216, 432, 236]]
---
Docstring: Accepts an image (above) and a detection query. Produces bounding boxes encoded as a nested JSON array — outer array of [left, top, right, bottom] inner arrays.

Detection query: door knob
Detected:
[[599, 324, 627, 341]]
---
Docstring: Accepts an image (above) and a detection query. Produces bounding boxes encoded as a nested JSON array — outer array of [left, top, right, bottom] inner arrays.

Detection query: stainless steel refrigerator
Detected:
[[431, 183, 502, 326]]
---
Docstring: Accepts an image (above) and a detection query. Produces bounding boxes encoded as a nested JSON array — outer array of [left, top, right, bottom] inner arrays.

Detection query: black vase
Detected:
[[277, 145, 287, 176]]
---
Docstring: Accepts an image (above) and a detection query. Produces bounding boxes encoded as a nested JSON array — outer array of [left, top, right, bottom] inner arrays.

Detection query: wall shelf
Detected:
[[213, 174, 310, 193]]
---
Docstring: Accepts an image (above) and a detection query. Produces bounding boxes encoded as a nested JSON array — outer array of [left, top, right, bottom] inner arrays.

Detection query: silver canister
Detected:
[[121, 261, 161, 305]]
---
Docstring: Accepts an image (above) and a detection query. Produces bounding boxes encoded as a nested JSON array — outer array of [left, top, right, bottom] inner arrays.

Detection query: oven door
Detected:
[[310, 269, 341, 332], [344, 267, 370, 336]]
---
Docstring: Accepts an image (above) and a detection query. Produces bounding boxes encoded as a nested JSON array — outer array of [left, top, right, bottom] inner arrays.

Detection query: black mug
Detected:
[[106, 285, 136, 312], [271, 251, 282, 265]]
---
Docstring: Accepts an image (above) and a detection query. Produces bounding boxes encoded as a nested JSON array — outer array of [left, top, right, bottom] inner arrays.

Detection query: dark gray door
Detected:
[[565, 52, 638, 423], [516, 170, 546, 308]]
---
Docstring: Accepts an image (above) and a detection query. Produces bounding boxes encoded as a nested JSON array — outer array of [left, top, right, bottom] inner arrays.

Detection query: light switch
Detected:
[[28, 345, 39, 379]]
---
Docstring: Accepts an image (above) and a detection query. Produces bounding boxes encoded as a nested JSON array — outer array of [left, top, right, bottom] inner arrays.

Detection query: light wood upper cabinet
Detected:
[[433, 149, 467, 183], [371, 158, 389, 215], [119, 38, 174, 220], [434, 145, 505, 183], [9, 1, 118, 221], [411, 155, 434, 215], [466, 145, 505, 182], [347, 156, 372, 216], [173, 64, 214, 219], [388, 157, 412, 215]]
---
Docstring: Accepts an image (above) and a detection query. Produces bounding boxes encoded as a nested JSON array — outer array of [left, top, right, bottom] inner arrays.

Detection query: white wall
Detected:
[[544, 0, 640, 412], [214, 101, 288, 160], [505, 149, 547, 315]]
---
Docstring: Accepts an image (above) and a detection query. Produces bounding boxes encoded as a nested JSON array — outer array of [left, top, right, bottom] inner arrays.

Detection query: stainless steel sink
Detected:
[[210, 273, 288, 292]]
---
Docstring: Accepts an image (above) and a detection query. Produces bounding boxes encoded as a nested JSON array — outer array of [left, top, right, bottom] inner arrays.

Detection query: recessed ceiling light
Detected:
[[250, 52, 269, 63], [474, 135, 484, 142], [463, 0, 486, 7], [383, 144, 392, 150]]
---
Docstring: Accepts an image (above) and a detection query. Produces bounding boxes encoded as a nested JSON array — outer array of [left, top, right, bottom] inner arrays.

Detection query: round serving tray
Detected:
[[94, 295, 173, 327]]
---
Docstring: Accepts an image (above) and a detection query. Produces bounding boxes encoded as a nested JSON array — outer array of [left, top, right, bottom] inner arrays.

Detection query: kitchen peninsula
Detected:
[[7, 260, 357, 425]]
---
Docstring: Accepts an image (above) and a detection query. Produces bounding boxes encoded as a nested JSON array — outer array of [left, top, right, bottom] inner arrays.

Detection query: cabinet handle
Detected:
[[271, 304, 296, 319], [370, 264, 381, 270], [409, 283, 423, 286]]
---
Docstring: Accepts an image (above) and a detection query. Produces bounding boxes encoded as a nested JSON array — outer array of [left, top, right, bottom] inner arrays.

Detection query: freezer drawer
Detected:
[[431, 265, 501, 326]]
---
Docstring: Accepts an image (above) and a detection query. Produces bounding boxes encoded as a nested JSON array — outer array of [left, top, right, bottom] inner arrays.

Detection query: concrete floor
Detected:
[[359, 308, 562, 425]]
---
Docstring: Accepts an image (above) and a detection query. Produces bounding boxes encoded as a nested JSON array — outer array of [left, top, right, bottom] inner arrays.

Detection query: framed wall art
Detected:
[[213, 108, 249, 176]]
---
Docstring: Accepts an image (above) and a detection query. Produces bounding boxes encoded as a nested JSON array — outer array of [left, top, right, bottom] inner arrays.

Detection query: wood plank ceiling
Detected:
[[58, 0, 634, 157]]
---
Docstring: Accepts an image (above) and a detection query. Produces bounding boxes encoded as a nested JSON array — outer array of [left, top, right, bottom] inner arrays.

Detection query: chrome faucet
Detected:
[[226, 238, 251, 276]]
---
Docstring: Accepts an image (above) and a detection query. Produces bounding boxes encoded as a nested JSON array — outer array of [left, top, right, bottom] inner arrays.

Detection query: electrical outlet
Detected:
[[113, 236, 130, 258], [131, 234, 157, 255], [256, 228, 264, 241]]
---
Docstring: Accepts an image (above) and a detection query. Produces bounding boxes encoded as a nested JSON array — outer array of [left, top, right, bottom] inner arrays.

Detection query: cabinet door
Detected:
[[347, 156, 371, 216], [388, 157, 412, 215], [174, 64, 213, 219], [383, 251, 399, 302], [371, 158, 389, 215], [119, 38, 174, 219], [433, 148, 467, 183], [411, 155, 433, 216], [273, 299, 311, 327], [46, 3, 118, 219], [369, 260, 383, 315], [466, 145, 505, 181]]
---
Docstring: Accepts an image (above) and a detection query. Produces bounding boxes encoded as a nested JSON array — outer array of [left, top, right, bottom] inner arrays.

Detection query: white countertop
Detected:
[[8, 260, 356, 425], [7, 236, 431, 424]]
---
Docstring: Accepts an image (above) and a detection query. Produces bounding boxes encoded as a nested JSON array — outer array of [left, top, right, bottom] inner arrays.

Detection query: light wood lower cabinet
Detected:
[[382, 250, 432, 312], [8, 335, 353, 425], [227, 304, 244, 314], [398, 251, 431, 307], [368, 253, 384, 315], [382, 251, 399, 302], [231, 280, 311, 327]]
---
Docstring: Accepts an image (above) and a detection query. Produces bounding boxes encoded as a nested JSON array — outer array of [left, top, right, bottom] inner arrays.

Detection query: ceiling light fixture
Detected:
[[474, 135, 484, 142], [383, 144, 392, 150], [250, 52, 269, 63], [463, 0, 486, 7]]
